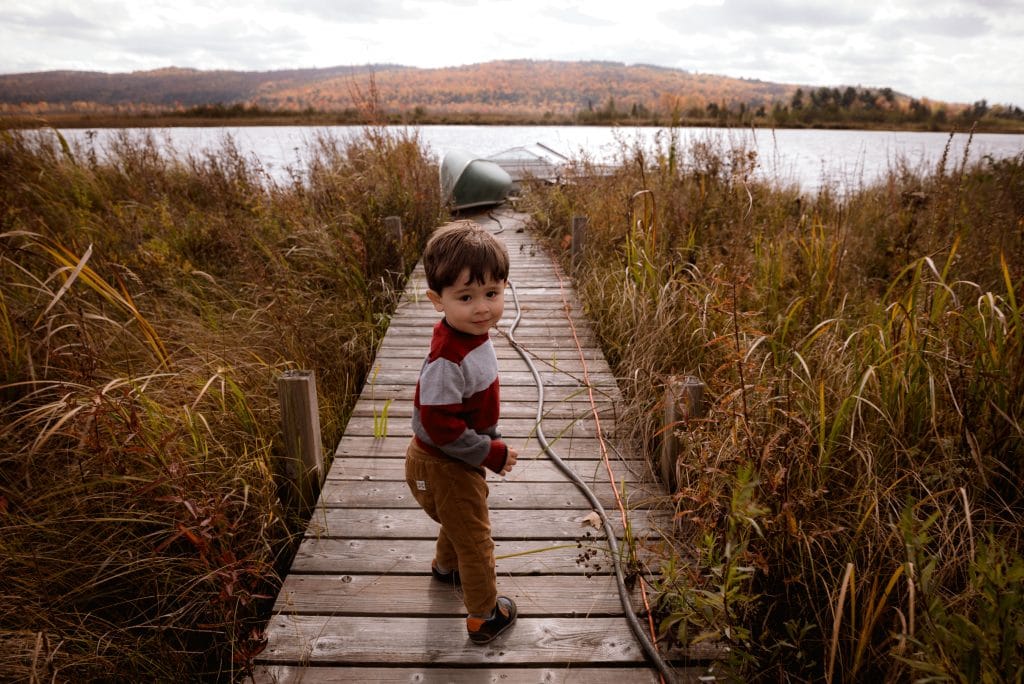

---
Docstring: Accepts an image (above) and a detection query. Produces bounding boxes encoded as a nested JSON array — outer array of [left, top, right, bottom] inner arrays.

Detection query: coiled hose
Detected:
[[504, 280, 677, 683]]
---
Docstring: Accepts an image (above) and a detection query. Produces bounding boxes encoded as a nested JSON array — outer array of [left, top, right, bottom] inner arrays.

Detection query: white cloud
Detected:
[[275, 0, 422, 22], [661, 0, 872, 32], [540, 5, 617, 27], [902, 12, 991, 37]]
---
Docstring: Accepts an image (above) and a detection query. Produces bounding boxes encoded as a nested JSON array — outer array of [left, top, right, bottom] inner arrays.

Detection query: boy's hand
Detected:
[[499, 447, 518, 476]]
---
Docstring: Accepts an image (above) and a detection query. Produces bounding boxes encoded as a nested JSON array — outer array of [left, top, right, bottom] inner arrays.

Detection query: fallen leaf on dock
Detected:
[[577, 511, 602, 528]]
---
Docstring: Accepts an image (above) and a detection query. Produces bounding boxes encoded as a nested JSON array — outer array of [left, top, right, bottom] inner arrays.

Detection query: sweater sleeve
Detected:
[[480, 440, 509, 473]]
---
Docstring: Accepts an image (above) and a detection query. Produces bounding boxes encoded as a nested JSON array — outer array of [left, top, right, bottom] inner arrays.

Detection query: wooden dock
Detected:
[[254, 210, 708, 683]]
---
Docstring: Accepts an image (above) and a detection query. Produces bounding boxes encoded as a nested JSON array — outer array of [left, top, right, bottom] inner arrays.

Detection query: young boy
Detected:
[[405, 220, 519, 644]]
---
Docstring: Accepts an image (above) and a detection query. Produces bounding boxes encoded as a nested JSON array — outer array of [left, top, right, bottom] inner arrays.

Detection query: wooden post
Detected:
[[277, 370, 324, 516], [659, 375, 706, 491], [384, 215, 404, 276], [571, 215, 587, 272], [660, 379, 681, 490]]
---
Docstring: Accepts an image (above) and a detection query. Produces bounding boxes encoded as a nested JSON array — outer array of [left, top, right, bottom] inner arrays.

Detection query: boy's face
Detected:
[[427, 267, 506, 336]]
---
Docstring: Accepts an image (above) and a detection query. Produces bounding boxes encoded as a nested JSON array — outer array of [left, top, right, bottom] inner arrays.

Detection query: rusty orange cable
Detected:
[[548, 254, 665, 683]]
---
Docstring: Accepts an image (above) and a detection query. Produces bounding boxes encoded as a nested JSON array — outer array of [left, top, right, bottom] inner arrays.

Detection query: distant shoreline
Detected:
[[4, 112, 1024, 135], [5, 61, 1022, 136]]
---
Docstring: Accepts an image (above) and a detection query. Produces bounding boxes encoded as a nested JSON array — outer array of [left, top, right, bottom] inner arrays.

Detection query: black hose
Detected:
[[487, 210, 505, 233], [504, 281, 678, 683]]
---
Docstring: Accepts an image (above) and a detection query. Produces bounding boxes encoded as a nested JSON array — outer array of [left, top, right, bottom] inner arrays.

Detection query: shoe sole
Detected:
[[468, 600, 517, 644]]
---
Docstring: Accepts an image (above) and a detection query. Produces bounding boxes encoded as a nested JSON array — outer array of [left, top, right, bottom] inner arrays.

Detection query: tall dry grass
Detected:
[[0, 126, 442, 680], [522, 129, 1023, 682]]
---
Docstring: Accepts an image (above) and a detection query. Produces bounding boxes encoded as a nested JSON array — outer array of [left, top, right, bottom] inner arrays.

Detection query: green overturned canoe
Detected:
[[440, 149, 513, 211]]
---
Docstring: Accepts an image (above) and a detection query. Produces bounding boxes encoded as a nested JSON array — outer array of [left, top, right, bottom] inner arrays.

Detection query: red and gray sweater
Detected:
[[412, 319, 509, 472]]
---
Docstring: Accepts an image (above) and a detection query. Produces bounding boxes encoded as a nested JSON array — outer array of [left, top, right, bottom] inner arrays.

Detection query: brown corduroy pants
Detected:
[[405, 438, 497, 616]]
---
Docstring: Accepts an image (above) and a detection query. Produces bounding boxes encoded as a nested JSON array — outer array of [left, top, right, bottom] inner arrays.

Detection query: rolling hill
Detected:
[[0, 60, 807, 117], [6, 59, 1007, 131]]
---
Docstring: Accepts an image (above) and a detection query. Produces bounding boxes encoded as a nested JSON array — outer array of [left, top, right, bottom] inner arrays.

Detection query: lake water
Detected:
[[58, 124, 1024, 195]]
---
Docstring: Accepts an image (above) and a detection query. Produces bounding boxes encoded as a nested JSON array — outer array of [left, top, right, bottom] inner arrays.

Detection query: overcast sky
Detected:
[[2, 0, 1022, 106]]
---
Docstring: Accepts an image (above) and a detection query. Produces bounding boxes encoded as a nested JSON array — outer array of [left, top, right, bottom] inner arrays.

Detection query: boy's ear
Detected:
[[426, 289, 444, 312]]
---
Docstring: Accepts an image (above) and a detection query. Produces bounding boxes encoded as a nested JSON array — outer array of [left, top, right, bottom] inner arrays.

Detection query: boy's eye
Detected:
[[459, 295, 472, 302], [486, 291, 498, 298]]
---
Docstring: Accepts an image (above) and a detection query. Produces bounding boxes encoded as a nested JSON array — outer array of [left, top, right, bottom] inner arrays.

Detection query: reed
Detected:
[[0, 126, 442, 680], [521, 131, 1023, 681]]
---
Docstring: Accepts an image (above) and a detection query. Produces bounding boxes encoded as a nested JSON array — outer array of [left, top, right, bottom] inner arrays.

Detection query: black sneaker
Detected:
[[467, 596, 517, 644], [431, 561, 460, 585]]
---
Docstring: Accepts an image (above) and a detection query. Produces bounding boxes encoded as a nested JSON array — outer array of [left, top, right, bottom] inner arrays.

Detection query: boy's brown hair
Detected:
[[423, 221, 509, 294]]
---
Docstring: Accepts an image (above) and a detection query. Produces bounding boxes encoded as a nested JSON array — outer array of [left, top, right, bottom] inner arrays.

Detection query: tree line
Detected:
[[577, 85, 1024, 129]]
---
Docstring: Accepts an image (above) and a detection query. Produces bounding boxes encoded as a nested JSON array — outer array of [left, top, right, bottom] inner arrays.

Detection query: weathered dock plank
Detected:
[[288, 538, 651, 576], [303, 508, 668, 539], [270, 574, 643, 616], [316, 479, 662, 510], [259, 616, 720, 665], [333, 435, 645, 462], [342, 415, 610, 440], [324, 456, 647, 483], [253, 665, 675, 684]]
